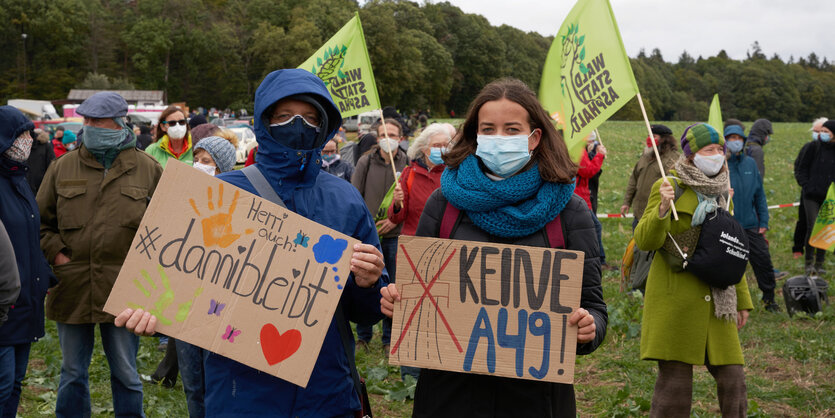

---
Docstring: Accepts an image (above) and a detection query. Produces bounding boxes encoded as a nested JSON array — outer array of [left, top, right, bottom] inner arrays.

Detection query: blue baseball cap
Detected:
[[76, 92, 128, 118]]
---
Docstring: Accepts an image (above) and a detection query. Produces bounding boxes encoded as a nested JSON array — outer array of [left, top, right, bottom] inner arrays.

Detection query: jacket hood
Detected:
[[253, 69, 343, 187], [0, 106, 35, 154], [747, 119, 772, 145], [254, 69, 342, 150]]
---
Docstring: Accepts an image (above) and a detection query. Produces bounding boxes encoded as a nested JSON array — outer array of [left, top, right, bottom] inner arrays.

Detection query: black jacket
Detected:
[[25, 135, 55, 195], [795, 139, 835, 202], [745, 119, 772, 180], [411, 190, 607, 418]]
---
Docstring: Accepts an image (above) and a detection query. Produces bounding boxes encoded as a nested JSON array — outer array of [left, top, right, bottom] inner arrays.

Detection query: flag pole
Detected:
[[636, 92, 678, 220], [378, 109, 399, 179], [594, 129, 603, 146]]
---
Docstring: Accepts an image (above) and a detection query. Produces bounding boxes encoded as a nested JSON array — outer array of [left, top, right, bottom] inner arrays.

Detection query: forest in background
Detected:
[[2, 0, 834, 121]]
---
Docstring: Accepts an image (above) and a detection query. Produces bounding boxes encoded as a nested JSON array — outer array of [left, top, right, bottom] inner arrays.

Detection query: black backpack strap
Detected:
[[241, 165, 286, 208]]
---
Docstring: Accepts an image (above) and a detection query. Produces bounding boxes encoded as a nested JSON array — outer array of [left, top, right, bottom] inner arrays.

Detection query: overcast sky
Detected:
[[430, 0, 832, 62]]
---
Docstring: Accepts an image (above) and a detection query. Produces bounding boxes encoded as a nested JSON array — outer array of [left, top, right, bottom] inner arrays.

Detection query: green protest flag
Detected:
[[809, 183, 835, 251], [708, 94, 723, 135], [298, 12, 381, 118], [539, 0, 639, 161]]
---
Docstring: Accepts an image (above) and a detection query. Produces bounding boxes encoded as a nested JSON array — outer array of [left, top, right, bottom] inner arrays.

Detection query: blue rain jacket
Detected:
[[203, 69, 388, 417], [728, 151, 768, 230]]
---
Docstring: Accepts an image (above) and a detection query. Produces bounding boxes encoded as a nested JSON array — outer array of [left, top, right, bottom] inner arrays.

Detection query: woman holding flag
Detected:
[[635, 123, 753, 417], [380, 78, 607, 417]]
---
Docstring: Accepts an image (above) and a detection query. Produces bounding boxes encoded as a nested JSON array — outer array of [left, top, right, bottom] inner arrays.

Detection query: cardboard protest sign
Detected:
[[104, 160, 358, 387], [389, 236, 584, 384], [809, 182, 835, 251]]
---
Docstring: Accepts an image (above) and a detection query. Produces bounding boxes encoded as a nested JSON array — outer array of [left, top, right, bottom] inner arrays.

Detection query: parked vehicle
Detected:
[[225, 124, 258, 163], [343, 116, 358, 132]]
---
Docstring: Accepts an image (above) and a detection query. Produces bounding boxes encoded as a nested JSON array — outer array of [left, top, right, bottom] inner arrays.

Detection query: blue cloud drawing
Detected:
[[312, 235, 348, 264]]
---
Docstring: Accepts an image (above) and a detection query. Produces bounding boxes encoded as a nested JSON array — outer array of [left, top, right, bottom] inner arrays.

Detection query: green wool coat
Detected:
[[634, 172, 753, 366]]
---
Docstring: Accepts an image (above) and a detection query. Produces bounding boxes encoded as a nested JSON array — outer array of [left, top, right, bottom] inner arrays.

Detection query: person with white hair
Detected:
[[791, 117, 828, 258]]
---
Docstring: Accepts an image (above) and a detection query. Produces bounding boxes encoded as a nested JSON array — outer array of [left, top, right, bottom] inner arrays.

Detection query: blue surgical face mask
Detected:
[[812, 132, 820, 141], [821, 132, 832, 143], [269, 115, 320, 150], [428, 147, 445, 165], [475, 131, 535, 178], [726, 140, 744, 154]]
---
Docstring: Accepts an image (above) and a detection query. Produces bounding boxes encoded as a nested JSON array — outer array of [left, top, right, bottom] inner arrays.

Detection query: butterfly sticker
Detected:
[[208, 299, 226, 316], [222, 325, 241, 343], [293, 231, 310, 248]]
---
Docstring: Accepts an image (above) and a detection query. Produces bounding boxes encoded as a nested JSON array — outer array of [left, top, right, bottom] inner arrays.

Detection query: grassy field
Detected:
[[17, 121, 834, 417]]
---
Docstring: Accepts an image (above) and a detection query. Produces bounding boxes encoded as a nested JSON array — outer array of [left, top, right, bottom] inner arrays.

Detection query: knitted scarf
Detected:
[[673, 156, 737, 322], [441, 155, 575, 238]]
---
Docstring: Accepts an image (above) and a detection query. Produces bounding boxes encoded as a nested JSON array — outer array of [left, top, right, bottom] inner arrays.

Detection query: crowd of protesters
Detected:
[[0, 65, 832, 418]]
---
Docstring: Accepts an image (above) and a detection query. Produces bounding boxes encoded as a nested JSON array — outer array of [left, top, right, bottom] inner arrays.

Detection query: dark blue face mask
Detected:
[[269, 115, 320, 150]]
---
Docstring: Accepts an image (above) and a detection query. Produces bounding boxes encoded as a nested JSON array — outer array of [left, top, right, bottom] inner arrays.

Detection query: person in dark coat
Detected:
[[25, 129, 55, 194], [791, 117, 827, 258], [794, 119, 835, 276], [744, 118, 772, 180], [725, 125, 780, 312], [381, 78, 607, 417], [321, 138, 354, 181], [0, 106, 54, 417], [354, 132, 378, 165], [135, 125, 154, 150]]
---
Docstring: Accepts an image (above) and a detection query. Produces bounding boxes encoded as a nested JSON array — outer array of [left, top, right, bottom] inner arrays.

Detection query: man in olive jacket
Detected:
[[37, 92, 162, 417]]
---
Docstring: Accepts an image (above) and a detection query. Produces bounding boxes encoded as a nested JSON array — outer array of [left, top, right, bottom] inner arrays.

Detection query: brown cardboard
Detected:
[[389, 235, 585, 384], [104, 160, 359, 387]]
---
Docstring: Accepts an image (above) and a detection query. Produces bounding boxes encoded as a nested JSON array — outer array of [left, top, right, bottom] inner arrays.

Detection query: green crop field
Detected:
[[17, 121, 834, 417]]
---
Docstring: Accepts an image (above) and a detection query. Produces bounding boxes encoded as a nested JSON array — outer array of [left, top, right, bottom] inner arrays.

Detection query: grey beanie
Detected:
[[194, 136, 236, 173]]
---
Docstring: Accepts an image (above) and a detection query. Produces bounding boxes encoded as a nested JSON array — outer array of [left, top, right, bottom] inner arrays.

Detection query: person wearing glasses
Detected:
[[146, 105, 194, 168]]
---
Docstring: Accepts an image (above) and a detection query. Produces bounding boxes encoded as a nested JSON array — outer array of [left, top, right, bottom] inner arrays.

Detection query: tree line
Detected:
[[2, 0, 833, 122]]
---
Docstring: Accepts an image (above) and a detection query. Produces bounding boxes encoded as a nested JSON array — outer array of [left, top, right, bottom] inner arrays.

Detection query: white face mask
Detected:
[[193, 161, 217, 176], [379, 137, 399, 153], [693, 153, 725, 176], [167, 124, 187, 140]]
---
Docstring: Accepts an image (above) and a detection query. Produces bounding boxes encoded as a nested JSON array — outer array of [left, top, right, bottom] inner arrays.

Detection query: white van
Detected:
[[357, 110, 379, 135]]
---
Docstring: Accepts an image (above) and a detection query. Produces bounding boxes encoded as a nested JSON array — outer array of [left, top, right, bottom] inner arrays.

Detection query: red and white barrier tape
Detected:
[[598, 202, 800, 219]]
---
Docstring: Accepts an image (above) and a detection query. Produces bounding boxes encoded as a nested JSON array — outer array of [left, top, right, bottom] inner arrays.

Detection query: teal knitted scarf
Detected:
[[441, 155, 575, 238]]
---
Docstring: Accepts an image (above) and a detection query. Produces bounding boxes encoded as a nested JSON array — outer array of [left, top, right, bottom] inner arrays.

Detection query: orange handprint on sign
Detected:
[[189, 183, 252, 248]]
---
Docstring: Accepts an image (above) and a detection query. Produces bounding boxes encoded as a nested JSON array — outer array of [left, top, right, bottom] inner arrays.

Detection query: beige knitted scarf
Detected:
[[673, 156, 737, 322]]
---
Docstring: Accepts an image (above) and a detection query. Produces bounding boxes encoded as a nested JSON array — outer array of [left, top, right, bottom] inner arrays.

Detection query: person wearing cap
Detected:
[[795, 119, 835, 276], [193, 135, 236, 176], [622, 124, 680, 230], [115, 69, 387, 417], [635, 123, 753, 417], [0, 105, 54, 417], [147, 105, 194, 168], [37, 91, 162, 417], [725, 125, 781, 312]]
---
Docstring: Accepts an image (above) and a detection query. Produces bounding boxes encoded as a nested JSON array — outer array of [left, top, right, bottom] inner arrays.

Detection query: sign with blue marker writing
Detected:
[[104, 160, 359, 387], [389, 236, 584, 384]]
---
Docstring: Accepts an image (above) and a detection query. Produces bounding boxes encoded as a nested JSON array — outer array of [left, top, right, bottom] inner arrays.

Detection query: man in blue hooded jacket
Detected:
[[725, 125, 780, 312], [117, 69, 388, 417]]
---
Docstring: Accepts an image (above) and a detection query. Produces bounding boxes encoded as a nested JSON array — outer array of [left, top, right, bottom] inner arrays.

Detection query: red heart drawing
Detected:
[[260, 324, 302, 365]]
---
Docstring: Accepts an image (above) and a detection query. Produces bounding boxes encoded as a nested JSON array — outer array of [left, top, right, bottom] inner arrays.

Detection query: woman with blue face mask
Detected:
[[379, 78, 607, 417], [795, 119, 835, 275]]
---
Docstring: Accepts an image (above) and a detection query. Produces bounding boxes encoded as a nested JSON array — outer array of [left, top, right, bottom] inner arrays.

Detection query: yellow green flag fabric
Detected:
[[298, 12, 380, 118], [708, 94, 723, 134], [809, 183, 835, 251], [539, 0, 639, 161]]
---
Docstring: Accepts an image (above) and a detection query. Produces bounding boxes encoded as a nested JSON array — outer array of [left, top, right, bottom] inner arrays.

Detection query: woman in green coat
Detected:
[[634, 123, 753, 418]]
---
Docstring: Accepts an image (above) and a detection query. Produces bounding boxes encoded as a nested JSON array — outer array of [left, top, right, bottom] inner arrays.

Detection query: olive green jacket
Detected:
[[37, 146, 163, 324], [634, 173, 753, 366]]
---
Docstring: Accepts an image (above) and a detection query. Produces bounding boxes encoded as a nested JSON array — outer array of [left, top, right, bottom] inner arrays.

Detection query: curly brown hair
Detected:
[[442, 78, 577, 183]]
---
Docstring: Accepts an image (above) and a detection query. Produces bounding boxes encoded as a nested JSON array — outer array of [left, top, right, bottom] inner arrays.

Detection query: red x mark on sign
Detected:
[[391, 245, 462, 355]]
